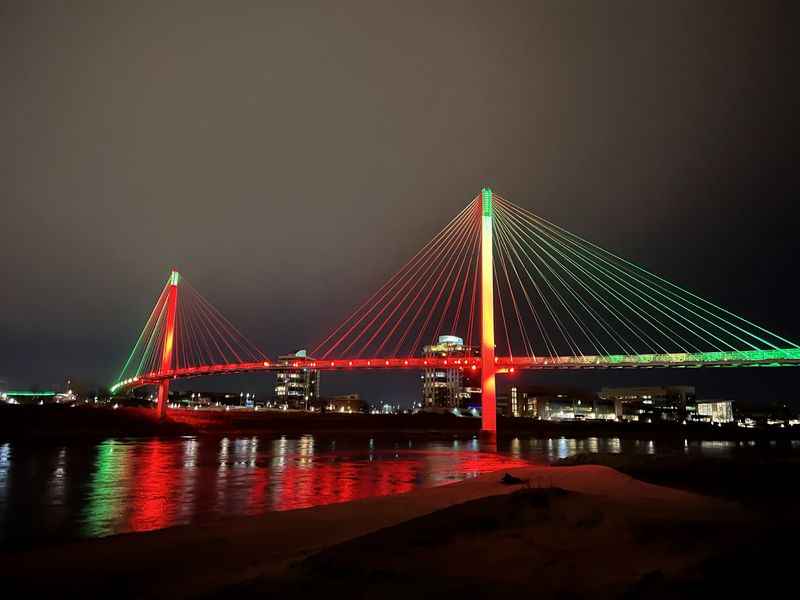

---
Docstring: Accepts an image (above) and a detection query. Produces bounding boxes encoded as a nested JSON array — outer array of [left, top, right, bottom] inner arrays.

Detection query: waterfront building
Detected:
[[373, 402, 401, 415], [600, 386, 696, 423], [496, 393, 510, 417], [696, 399, 734, 424], [173, 391, 261, 408], [735, 401, 795, 428], [509, 387, 536, 418], [320, 393, 369, 414], [420, 335, 480, 410], [306, 393, 368, 413], [507, 386, 614, 420], [274, 349, 320, 410]]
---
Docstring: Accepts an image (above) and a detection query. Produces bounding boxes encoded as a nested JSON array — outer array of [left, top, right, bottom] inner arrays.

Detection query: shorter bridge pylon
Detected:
[[156, 270, 179, 419]]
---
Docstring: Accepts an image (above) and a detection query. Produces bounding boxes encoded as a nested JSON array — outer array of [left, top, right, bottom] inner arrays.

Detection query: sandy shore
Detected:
[[0, 464, 736, 599]]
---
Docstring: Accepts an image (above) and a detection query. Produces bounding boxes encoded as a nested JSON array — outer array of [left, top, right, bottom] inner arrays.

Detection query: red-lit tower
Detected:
[[156, 270, 179, 419]]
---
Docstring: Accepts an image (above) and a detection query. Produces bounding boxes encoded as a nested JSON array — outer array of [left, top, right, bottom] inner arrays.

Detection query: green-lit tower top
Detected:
[[481, 188, 493, 217]]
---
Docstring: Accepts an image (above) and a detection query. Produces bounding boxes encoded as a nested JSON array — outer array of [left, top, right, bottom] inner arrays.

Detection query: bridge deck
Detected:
[[111, 348, 800, 391]]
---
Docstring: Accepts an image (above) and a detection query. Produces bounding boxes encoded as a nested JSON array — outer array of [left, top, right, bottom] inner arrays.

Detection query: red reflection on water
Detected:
[[129, 440, 178, 532], [247, 466, 270, 514], [270, 456, 419, 511], [374, 458, 416, 496], [335, 462, 358, 505], [96, 438, 533, 537], [455, 452, 530, 476]]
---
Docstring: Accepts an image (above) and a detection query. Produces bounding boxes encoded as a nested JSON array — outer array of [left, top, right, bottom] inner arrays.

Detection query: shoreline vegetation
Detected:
[[2, 457, 797, 599], [2, 404, 799, 442]]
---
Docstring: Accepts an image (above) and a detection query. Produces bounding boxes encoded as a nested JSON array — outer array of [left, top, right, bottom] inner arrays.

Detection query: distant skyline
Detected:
[[2, 1, 798, 406]]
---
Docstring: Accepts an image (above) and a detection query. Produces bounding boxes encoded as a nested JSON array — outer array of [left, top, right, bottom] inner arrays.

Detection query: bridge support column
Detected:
[[156, 270, 179, 420], [157, 379, 170, 420], [480, 188, 496, 432]]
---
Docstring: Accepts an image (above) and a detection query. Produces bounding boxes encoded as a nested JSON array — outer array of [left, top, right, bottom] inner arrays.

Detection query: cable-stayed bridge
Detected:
[[110, 189, 800, 431]]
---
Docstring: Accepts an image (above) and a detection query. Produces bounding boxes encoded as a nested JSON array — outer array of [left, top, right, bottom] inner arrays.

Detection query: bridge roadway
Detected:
[[112, 348, 800, 392]]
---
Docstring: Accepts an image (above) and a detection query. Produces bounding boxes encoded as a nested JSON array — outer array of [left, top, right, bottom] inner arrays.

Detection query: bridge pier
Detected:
[[480, 188, 497, 432], [157, 379, 170, 419]]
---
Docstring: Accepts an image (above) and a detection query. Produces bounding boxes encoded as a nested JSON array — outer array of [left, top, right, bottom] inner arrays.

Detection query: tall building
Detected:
[[274, 349, 320, 410], [600, 385, 696, 423], [509, 387, 535, 418], [421, 335, 480, 410]]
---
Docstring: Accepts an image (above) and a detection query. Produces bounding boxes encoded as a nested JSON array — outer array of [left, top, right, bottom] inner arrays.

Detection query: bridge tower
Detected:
[[480, 188, 496, 432], [156, 269, 179, 419]]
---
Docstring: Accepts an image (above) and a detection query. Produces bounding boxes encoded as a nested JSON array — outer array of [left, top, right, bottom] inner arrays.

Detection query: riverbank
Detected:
[[3, 404, 799, 442], [0, 462, 767, 599]]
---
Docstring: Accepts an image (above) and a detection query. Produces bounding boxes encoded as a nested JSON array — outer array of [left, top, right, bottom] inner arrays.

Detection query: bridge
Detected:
[[110, 189, 800, 431]]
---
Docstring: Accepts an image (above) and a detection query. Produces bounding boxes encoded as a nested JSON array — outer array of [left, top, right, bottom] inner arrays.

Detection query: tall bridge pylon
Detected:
[[480, 188, 496, 431]]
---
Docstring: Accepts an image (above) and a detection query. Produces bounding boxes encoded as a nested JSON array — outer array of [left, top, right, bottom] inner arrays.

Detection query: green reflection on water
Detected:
[[81, 439, 132, 538]]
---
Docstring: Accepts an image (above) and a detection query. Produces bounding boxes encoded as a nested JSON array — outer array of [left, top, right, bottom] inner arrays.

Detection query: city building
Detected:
[[696, 399, 734, 424], [308, 393, 367, 413], [274, 349, 320, 409], [509, 387, 533, 418], [172, 391, 259, 408], [735, 400, 796, 428], [420, 335, 480, 411], [496, 393, 510, 418], [600, 386, 696, 423], [316, 393, 369, 414], [372, 403, 402, 415], [507, 386, 615, 420]]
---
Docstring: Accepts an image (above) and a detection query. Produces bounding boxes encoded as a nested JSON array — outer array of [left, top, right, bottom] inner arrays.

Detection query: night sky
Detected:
[[2, 2, 798, 406]]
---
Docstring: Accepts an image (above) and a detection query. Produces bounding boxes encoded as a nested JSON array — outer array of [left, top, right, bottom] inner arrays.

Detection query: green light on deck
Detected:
[[482, 188, 493, 217], [169, 271, 180, 286], [580, 348, 800, 365]]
